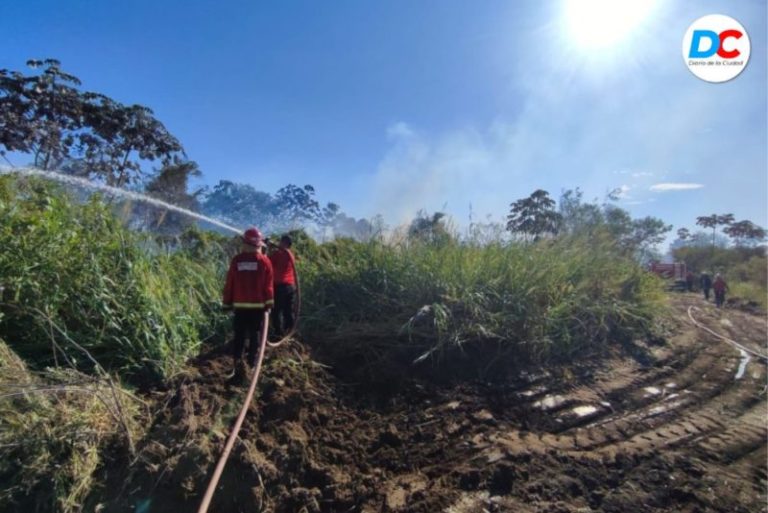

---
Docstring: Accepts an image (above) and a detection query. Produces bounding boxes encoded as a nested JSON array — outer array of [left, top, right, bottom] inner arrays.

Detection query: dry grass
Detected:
[[0, 340, 146, 513]]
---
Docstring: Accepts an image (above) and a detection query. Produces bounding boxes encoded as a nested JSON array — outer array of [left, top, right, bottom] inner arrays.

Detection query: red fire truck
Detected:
[[648, 261, 688, 289]]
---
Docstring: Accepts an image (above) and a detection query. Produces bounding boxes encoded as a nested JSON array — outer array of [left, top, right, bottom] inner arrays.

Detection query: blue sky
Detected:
[[2, 0, 766, 237]]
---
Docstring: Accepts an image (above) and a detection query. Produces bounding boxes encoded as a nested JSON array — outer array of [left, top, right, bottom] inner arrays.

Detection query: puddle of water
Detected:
[[518, 385, 547, 398], [571, 405, 598, 417], [647, 398, 687, 416], [643, 386, 661, 397], [533, 395, 566, 410], [735, 349, 750, 380]]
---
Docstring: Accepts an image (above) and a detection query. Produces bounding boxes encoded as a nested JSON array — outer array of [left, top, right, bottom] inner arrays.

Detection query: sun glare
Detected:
[[563, 0, 659, 50]]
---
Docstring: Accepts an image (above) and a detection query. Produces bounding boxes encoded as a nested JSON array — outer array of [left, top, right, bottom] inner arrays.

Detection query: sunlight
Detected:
[[563, 0, 659, 50]]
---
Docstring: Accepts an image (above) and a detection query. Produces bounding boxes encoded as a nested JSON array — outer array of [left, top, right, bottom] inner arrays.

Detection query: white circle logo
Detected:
[[682, 14, 750, 83]]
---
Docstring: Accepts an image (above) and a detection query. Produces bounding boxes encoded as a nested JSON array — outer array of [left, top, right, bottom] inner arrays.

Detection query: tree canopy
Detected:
[[0, 59, 184, 185], [506, 189, 562, 241]]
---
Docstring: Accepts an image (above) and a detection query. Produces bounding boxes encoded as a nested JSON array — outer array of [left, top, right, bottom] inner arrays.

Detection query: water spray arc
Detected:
[[0, 166, 243, 235]]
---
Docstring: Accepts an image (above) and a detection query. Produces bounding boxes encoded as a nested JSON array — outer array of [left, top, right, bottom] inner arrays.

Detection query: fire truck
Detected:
[[648, 261, 688, 290]]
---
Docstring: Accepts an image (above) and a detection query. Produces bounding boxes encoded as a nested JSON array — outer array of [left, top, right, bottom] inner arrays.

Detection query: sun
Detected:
[[563, 0, 659, 50]]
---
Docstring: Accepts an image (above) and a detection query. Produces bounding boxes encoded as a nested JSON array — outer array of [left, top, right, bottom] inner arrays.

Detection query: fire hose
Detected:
[[687, 305, 768, 360], [196, 260, 300, 513]]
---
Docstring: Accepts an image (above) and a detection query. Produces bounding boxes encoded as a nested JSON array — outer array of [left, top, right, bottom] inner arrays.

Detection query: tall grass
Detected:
[[0, 175, 229, 380], [299, 234, 664, 380], [0, 339, 144, 513], [0, 174, 666, 383]]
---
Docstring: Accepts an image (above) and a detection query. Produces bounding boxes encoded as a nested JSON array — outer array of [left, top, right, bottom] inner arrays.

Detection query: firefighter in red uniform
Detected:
[[222, 227, 274, 381], [713, 273, 728, 308], [267, 234, 297, 338]]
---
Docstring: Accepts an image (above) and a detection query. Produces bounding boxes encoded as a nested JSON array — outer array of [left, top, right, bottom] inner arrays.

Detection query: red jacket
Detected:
[[223, 252, 274, 309], [713, 277, 727, 293], [268, 248, 296, 286]]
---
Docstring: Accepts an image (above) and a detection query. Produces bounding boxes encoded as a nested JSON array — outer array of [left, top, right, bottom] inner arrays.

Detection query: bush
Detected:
[[298, 233, 664, 382], [0, 175, 228, 380], [0, 339, 144, 513]]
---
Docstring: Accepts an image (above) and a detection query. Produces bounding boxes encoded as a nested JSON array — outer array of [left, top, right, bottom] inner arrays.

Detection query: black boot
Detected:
[[227, 360, 247, 385]]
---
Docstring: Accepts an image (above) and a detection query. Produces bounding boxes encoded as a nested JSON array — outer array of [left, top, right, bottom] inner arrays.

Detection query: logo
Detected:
[[682, 14, 750, 83]]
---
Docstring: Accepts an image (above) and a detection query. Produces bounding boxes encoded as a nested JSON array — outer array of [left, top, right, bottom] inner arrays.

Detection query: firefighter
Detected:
[[700, 272, 713, 301], [685, 271, 695, 292], [267, 234, 297, 338], [222, 227, 274, 382], [713, 273, 728, 308]]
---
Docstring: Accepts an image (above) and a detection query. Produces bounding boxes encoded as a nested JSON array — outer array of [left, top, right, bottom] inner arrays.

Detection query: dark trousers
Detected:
[[233, 309, 265, 365], [271, 284, 295, 336], [715, 290, 725, 308], [703, 287, 711, 300]]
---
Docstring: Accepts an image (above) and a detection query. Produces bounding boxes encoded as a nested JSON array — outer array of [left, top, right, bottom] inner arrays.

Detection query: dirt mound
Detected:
[[93, 295, 767, 513]]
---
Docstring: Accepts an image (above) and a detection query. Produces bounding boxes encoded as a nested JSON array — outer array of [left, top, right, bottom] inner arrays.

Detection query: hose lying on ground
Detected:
[[197, 258, 301, 511], [687, 305, 768, 361], [196, 311, 271, 513]]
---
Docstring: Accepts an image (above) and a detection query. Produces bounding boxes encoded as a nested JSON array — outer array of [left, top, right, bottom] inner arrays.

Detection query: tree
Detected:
[[677, 227, 691, 241], [318, 202, 341, 238], [274, 184, 320, 227], [84, 102, 185, 186], [627, 216, 672, 262], [602, 205, 633, 243], [506, 189, 562, 241], [601, 205, 670, 259], [723, 220, 767, 247], [200, 180, 277, 230], [0, 59, 183, 185], [409, 211, 451, 245], [0, 59, 84, 169], [330, 213, 375, 240], [558, 188, 604, 236], [140, 161, 202, 233], [696, 213, 734, 248]]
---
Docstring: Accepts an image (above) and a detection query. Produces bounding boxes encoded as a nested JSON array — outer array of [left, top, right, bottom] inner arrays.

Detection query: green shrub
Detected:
[[0, 175, 227, 379], [0, 173, 667, 385], [298, 233, 664, 380]]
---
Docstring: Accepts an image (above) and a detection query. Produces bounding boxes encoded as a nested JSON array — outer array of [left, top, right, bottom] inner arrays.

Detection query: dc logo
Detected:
[[682, 14, 750, 83], [689, 29, 744, 59]]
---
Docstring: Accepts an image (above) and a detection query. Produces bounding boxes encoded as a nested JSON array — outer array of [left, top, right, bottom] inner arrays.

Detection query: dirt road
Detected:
[[98, 294, 767, 513]]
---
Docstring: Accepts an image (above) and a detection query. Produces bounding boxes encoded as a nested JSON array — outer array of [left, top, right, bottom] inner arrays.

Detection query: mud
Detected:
[[93, 295, 767, 513]]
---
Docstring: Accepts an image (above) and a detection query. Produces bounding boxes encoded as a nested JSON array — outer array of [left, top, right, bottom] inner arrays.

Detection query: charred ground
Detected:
[[91, 294, 767, 513]]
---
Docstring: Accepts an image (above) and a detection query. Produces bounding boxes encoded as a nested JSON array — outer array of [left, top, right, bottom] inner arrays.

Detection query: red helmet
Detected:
[[242, 227, 263, 246]]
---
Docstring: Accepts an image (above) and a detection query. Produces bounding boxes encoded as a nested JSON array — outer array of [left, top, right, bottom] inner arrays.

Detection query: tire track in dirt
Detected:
[[461, 295, 766, 512], [98, 294, 766, 513]]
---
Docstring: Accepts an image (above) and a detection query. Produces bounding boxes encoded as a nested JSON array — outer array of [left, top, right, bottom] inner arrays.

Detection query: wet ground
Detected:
[[95, 294, 767, 513]]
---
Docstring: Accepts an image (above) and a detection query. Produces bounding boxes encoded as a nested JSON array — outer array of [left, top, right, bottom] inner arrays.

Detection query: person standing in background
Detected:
[[267, 234, 297, 339], [700, 272, 713, 301], [713, 273, 728, 308], [685, 271, 695, 292]]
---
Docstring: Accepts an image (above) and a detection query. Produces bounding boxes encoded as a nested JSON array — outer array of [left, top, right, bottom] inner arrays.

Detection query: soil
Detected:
[[93, 294, 767, 513]]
